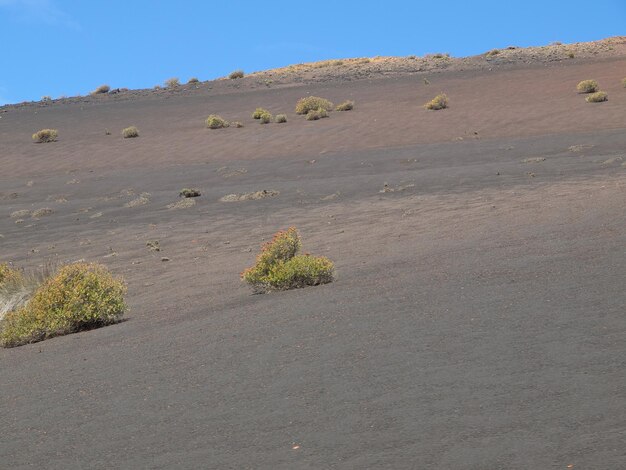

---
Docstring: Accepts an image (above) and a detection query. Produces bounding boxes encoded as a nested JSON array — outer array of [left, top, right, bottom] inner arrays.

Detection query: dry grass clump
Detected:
[[335, 100, 354, 111], [0, 264, 45, 324], [275, 114, 287, 123], [486, 49, 500, 56], [424, 93, 449, 110], [621, 78, 626, 88], [179, 188, 201, 198], [585, 91, 608, 103], [0, 263, 127, 348], [187, 77, 199, 84], [241, 227, 334, 293], [32, 208, 53, 218], [122, 126, 139, 138], [577, 79, 599, 93], [231, 121, 244, 128], [32, 129, 58, 143], [206, 115, 229, 129], [306, 108, 329, 120], [252, 107, 270, 119], [165, 77, 180, 88], [259, 112, 272, 124], [91, 84, 110, 95], [295, 96, 333, 114], [229, 70, 244, 79]]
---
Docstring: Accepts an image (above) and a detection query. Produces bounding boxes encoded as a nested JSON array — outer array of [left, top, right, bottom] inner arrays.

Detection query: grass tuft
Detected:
[[424, 93, 449, 110], [91, 84, 110, 95], [252, 108, 270, 119], [305, 108, 329, 120], [259, 112, 272, 124], [32, 129, 58, 143], [165, 77, 180, 88], [229, 70, 244, 79], [295, 96, 333, 114], [122, 126, 139, 138], [585, 91, 608, 103], [179, 188, 201, 198], [206, 115, 229, 129], [335, 100, 354, 111], [576, 79, 599, 93], [275, 114, 287, 123]]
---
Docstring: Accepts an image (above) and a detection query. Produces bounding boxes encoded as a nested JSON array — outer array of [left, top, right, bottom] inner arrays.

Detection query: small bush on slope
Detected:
[[577, 80, 599, 93], [259, 112, 272, 124], [122, 126, 139, 138], [424, 93, 449, 110], [252, 108, 270, 119], [0, 263, 127, 348], [91, 84, 110, 95], [229, 70, 244, 79], [165, 77, 180, 88], [306, 108, 329, 120], [335, 100, 354, 111], [585, 91, 608, 103], [295, 96, 333, 114], [206, 115, 229, 129], [621, 78, 626, 88], [275, 114, 287, 123], [241, 227, 334, 293], [32, 129, 58, 143]]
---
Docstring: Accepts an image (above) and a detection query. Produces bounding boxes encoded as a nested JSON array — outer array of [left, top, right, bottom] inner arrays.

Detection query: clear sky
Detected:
[[0, 0, 624, 105]]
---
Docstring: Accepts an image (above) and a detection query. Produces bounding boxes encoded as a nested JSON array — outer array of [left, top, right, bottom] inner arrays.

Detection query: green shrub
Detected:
[[275, 114, 287, 123], [424, 93, 449, 110], [179, 188, 201, 198], [306, 108, 329, 120], [259, 112, 272, 124], [241, 227, 334, 293], [206, 115, 229, 129], [585, 91, 608, 102], [252, 107, 270, 119], [165, 77, 180, 88], [91, 84, 110, 95], [122, 126, 139, 138], [229, 70, 244, 79], [335, 100, 354, 111], [295, 96, 333, 114], [577, 79, 599, 93], [187, 77, 199, 84], [32, 129, 58, 143], [0, 263, 127, 348]]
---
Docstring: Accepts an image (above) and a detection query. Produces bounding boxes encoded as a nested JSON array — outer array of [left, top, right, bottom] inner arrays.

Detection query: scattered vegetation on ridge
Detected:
[[165, 77, 180, 88], [91, 84, 110, 95]]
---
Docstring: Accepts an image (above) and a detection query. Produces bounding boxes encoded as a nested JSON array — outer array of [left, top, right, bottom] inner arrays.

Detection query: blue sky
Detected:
[[0, 0, 624, 104]]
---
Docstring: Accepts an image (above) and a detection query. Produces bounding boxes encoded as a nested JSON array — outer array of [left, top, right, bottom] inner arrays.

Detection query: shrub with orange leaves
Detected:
[[241, 227, 334, 293]]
